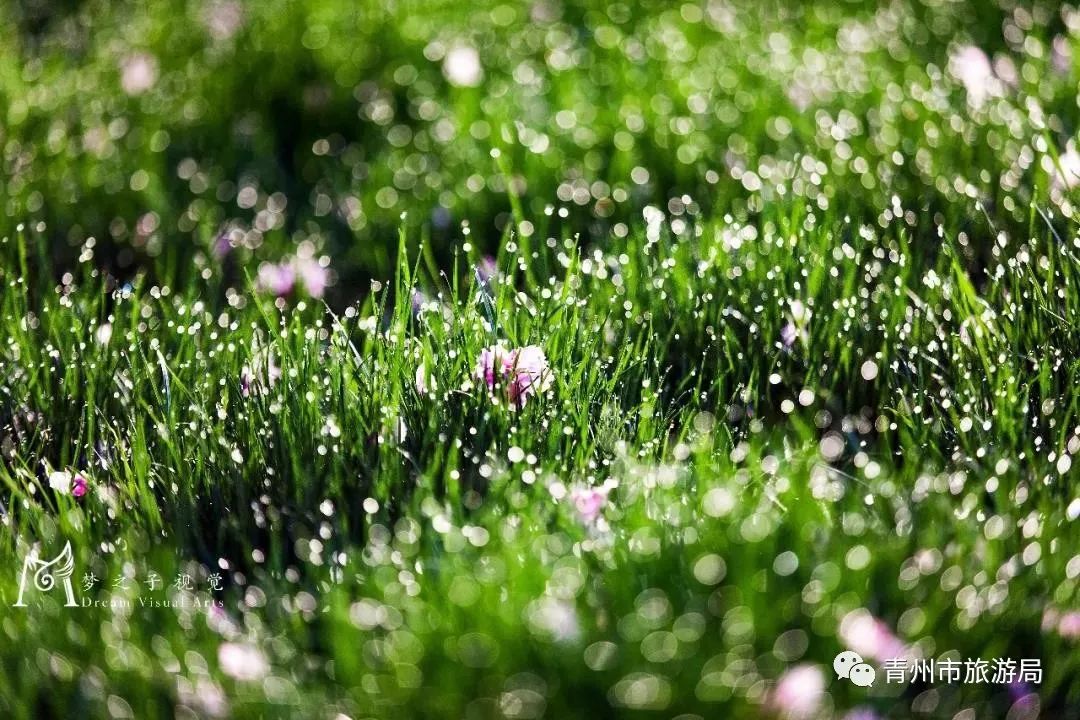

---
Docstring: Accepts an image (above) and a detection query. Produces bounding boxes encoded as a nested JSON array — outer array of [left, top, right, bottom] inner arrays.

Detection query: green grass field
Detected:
[[1, 1, 1079, 718]]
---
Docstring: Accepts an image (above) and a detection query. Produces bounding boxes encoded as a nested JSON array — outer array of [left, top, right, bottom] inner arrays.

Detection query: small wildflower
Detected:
[[505, 345, 553, 408], [839, 609, 909, 662], [47, 469, 89, 497], [48, 470, 71, 494], [256, 261, 295, 297], [256, 256, 329, 298], [1058, 610, 1080, 639], [477, 255, 499, 283], [294, 256, 328, 298], [411, 288, 430, 314], [569, 485, 610, 525], [780, 322, 798, 349], [768, 664, 825, 720], [781, 299, 810, 349], [177, 677, 229, 718], [949, 45, 995, 106], [211, 232, 233, 259], [71, 473, 89, 498], [475, 344, 553, 409], [415, 362, 436, 396], [475, 344, 513, 391], [217, 642, 269, 682]]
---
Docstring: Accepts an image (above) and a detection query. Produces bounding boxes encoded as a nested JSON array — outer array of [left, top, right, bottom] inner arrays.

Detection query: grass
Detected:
[[1, 1, 1080, 718]]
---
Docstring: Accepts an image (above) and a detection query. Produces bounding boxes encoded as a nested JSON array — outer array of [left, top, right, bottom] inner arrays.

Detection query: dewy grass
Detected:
[[1, 0, 1080, 718]]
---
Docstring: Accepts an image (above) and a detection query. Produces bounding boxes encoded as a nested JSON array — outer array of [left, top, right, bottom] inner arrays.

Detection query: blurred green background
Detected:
[[4, 0, 1078, 297]]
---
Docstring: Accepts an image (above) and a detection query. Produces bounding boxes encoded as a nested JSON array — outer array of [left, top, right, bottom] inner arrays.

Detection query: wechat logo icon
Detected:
[[834, 651, 876, 687]]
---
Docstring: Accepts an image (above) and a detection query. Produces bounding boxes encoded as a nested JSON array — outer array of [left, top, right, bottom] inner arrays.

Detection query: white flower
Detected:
[[49, 470, 72, 494], [415, 362, 436, 395], [949, 46, 995, 107]]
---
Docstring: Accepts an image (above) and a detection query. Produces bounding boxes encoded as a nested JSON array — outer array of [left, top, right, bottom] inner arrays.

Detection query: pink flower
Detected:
[[474, 345, 553, 409], [256, 256, 330, 298], [839, 608, 909, 662], [475, 344, 513, 390], [294, 256, 328, 298], [177, 676, 229, 718], [256, 261, 295, 297], [477, 256, 499, 283], [217, 642, 269, 682], [212, 232, 233, 259], [71, 474, 89, 498], [768, 664, 825, 720], [411, 289, 430, 313], [1058, 611, 1080, 639], [48, 469, 90, 497], [780, 322, 798, 349], [569, 485, 610, 524], [505, 345, 553, 408]]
